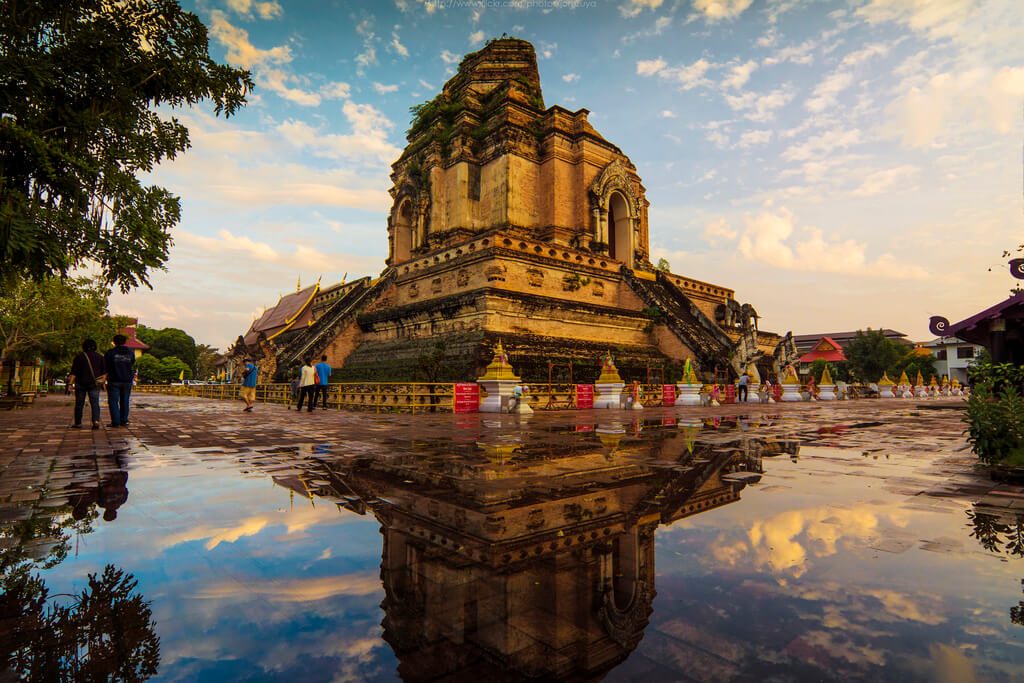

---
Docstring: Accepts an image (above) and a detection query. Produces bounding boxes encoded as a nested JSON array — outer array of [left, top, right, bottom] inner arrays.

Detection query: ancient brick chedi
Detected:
[[233, 38, 796, 382]]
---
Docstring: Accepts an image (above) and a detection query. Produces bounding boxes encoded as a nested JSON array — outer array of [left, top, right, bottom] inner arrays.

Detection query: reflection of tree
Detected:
[[967, 509, 1024, 632], [0, 466, 158, 680], [1, 565, 160, 680]]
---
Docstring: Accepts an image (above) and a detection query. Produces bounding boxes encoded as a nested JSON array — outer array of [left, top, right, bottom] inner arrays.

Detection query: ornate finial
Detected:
[[929, 316, 949, 336], [341, 272, 347, 285], [820, 364, 833, 385], [878, 371, 895, 386], [478, 339, 520, 381], [597, 350, 623, 384], [1011, 258, 1024, 279], [915, 370, 924, 386], [929, 375, 938, 387], [898, 370, 910, 386], [941, 374, 949, 386], [296, 276, 301, 293]]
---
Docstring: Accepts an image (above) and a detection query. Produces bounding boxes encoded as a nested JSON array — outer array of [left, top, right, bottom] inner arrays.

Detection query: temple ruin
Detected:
[[231, 38, 796, 382]]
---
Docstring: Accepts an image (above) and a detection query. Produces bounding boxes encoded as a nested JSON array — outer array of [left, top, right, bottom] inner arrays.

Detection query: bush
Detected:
[[964, 383, 1024, 465], [968, 360, 1024, 394]]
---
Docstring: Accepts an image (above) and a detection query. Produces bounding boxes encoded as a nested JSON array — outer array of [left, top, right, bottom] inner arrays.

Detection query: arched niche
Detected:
[[391, 198, 415, 265], [607, 191, 632, 267]]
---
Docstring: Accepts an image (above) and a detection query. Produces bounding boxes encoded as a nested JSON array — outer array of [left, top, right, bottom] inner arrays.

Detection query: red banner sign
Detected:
[[454, 383, 480, 413], [576, 384, 594, 409], [662, 384, 676, 406]]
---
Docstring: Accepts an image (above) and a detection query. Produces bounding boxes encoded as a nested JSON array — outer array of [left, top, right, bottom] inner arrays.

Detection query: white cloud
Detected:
[[320, 81, 351, 100], [886, 66, 1024, 147], [805, 70, 855, 112], [538, 41, 558, 59], [736, 129, 773, 148], [852, 165, 919, 197], [856, 0, 974, 40], [692, 0, 754, 22], [178, 229, 279, 262], [208, 10, 290, 69], [277, 102, 400, 165], [620, 0, 663, 18], [259, 67, 321, 106], [469, 30, 485, 46], [440, 49, 460, 65], [662, 58, 714, 90], [722, 59, 758, 89], [636, 57, 667, 77], [660, 110, 676, 118], [840, 42, 891, 67], [389, 30, 409, 58], [703, 217, 736, 244], [418, 78, 434, 90], [354, 18, 377, 74], [716, 206, 929, 278], [225, 0, 283, 20], [623, 15, 672, 43], [372, 82, 399, 94], [562, 73, 580, 83], [763, 38, 818, 66], [782, 126, 861, 161], [724, 86, 794, 122]]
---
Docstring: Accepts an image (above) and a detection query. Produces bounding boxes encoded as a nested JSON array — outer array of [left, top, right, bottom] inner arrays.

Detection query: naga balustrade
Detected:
[[137, 382, 454, 413]]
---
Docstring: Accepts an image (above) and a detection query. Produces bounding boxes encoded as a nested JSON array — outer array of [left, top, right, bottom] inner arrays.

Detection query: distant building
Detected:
[[118, 318, 150, 359], [919, 336, 984, 384], [798, 336, 846, 365], [793, 329, 909, 356], [938, 291, 1024, 365]]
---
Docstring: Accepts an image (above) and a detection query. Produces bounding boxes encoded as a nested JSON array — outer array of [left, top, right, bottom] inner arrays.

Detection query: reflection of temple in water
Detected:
[[274, 421, 786, 681]]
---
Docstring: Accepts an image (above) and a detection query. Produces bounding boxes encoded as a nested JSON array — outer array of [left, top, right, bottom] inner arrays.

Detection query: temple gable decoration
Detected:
[[588, 159, 649, 267]]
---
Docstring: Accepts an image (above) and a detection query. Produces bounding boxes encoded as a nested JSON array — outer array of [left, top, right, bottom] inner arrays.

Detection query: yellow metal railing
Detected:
[[137, 382, 456, 413], [523, 383, 578, 411]]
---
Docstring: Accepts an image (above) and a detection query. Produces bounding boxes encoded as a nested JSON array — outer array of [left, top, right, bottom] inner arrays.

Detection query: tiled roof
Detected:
[[243, 284, 320, 347]]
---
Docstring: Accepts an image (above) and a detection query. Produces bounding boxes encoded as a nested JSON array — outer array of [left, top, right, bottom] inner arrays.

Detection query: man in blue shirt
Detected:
[[240, 358, 258, 412], [314, 355, 332, 409], [103, 334, 136, 427]]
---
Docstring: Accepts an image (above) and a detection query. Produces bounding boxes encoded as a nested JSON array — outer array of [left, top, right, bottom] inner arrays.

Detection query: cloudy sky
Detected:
[[110, 0, 1024, 349]]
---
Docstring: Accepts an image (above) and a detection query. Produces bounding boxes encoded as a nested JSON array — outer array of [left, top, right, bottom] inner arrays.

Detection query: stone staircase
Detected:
[[621, 267, 736, 375], [277, 269, 395, 369]]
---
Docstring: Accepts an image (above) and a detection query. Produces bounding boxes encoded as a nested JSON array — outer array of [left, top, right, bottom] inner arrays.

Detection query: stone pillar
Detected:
[[598, 208, 609, 245], [591, 206, 601, 245], [675, 383, 702, 406], [818, 384, 835, 401]]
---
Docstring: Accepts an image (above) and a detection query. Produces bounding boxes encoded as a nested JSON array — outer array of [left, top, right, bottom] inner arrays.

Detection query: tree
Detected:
[[135, 354, 162, 384], [158, 356, 190, 382], [0, 275, 124, 381], [0, 0, 252, 292], [656, 258, 671, 272], [147, 328, 197, 369], [845, 329, 908, 382], [195, 343, 220, 379]]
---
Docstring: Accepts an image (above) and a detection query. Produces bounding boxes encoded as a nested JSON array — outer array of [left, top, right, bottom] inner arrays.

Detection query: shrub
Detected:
[[964, 383, 1024, 465]]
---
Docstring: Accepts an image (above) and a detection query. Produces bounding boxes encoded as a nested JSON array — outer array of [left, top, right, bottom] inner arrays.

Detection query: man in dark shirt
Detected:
[[69, 339, 105, 429], [104, 334, 136, 427]]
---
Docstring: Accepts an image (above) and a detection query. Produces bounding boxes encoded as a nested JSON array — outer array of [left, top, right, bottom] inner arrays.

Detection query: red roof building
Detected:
[[798, 336, 846, 364], [119, 318, 150, 358]]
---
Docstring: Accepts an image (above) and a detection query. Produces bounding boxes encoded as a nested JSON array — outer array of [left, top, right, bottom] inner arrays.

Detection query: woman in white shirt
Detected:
[[297, 358, 317, 412]]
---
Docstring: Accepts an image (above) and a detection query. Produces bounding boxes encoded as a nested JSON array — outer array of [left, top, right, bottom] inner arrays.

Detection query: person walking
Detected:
[[69, 339, 106, 429], [737, 372, 750, 403], [240, 357, 258, 412], [314, 355, 332, 409], [296, 357, 316, 412], [103, 334, 135, 427]]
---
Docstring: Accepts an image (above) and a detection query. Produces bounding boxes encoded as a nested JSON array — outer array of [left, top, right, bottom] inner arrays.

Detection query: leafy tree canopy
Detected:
[[845, 329, 909, 382], [134, 353, 162, 383], [0, 0, 252, 291], [0, 275, 124, 375], [158, 355, 190, 382], [144, 327, 196, 368]]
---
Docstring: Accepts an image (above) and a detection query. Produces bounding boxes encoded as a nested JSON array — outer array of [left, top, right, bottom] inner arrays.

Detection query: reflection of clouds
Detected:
[[863, 588, 947, 626], [195, 573, 380, 602], [929, 643, 978, 683], [792, 629, 887, 667], [740, 505, 908, 577], [160, 503, 341, 550]]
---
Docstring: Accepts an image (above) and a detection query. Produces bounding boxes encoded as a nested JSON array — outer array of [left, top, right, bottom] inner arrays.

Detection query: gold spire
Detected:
[[915, 370, 924, 386], [296, 276, 301, 293], [941, 374, 949, 386], [898, 370, 910, 385], [878, 371, 895, 386], [596, 350, 623, 384], [681, 358, 699, 384], [929, 375, 939, 387], [478, 340, 520, 381], [820, 364, 833, 385]]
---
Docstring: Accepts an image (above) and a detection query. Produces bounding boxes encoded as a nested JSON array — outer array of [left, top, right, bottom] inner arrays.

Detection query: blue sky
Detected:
[[110, 0, 1024, 348]]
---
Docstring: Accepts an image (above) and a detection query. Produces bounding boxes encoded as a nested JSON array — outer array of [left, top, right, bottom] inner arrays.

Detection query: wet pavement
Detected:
[[1, 394, 1023, 681]]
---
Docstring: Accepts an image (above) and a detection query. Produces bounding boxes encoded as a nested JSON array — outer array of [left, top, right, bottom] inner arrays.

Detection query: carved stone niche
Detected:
[[592, 281, 605, 297], [431, 277, 443, 294], [526, 268, 544, 287], [485, 265, 507, 282], [456, 269, 469, 287], [409, 282, 420, 299]]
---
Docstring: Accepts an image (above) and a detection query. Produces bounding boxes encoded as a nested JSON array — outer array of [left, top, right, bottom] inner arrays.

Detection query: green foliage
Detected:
[[893, 351, 937, 383], [1, 564, 160, 680], [656, 258, 671, 272], [0, 275, 123, 376], [562, 273, 591, 292], [0, 0, 252, 291], [808, 359, 849, 383], [964, 383, 1024, 465], [134, 353, 162, 383], [142, 327, 197, 369], [195, 343, 220, 380], [845, 329, 909, 382], [158, 356, 190, 382], [968, 360, 1024, 394]]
